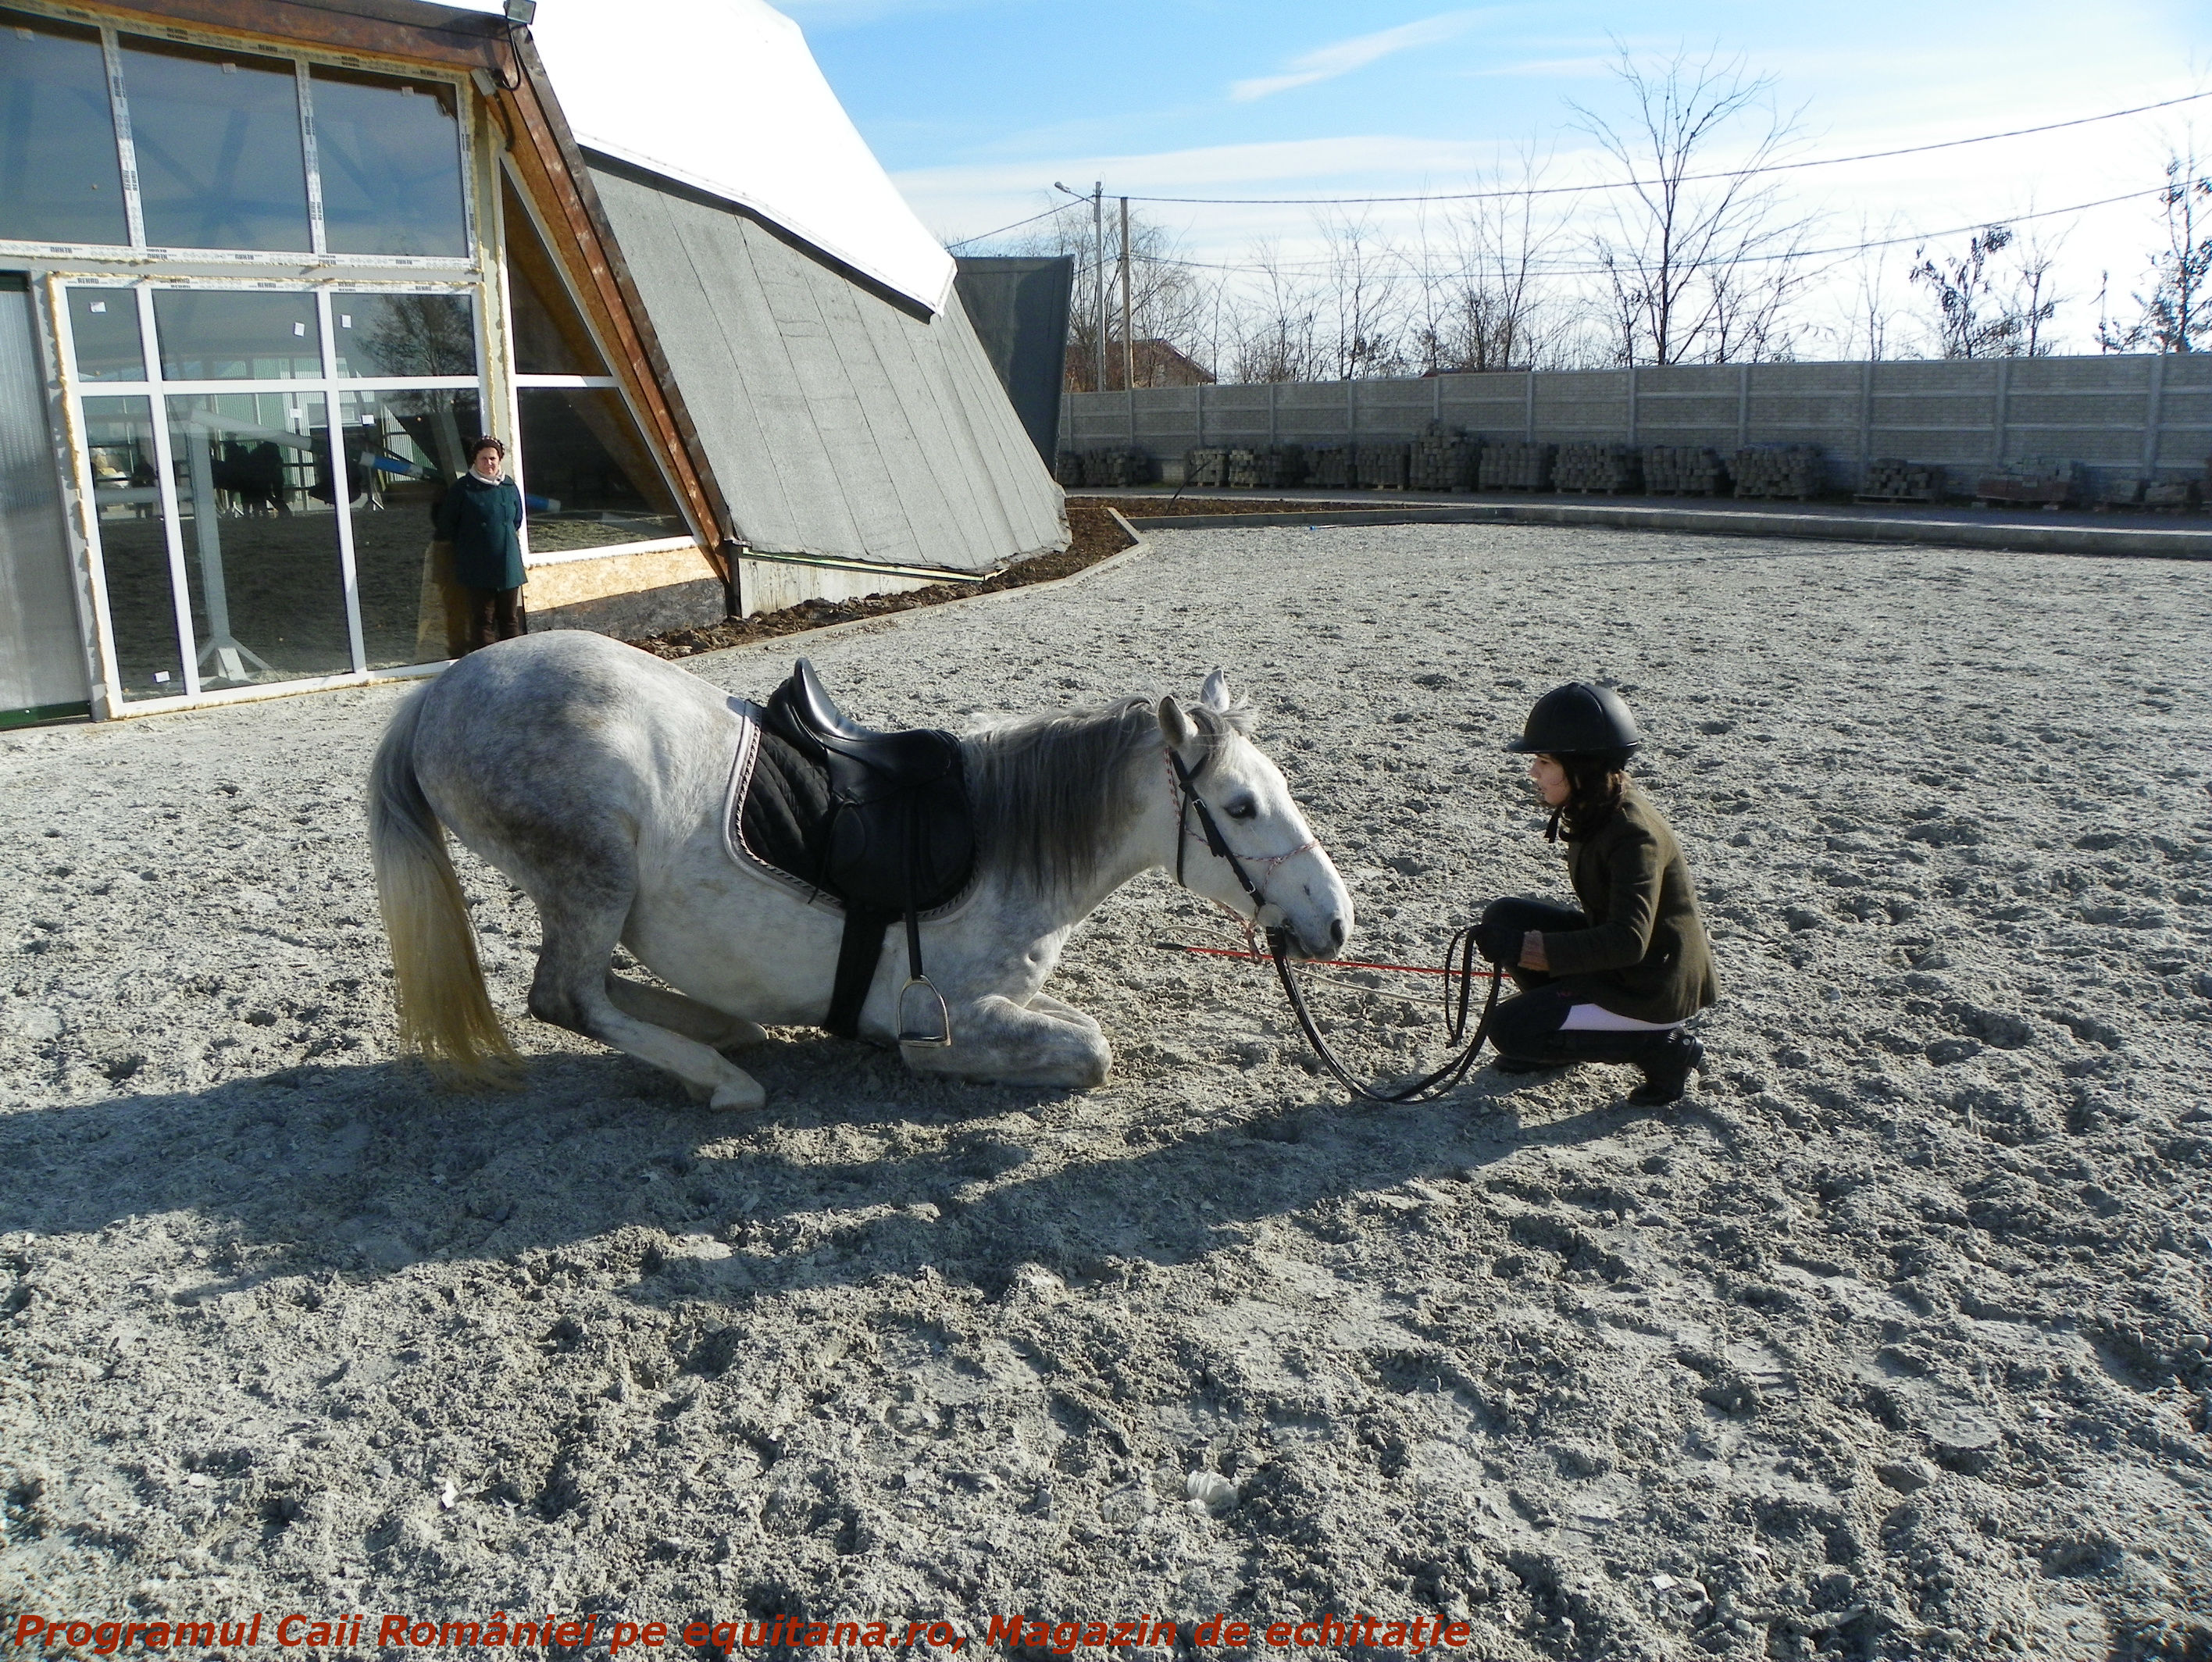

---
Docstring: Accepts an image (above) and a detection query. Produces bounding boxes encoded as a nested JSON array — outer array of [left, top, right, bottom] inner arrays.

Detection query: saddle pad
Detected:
[[722, 703, 973, 916], [742, 723, 837, 891]]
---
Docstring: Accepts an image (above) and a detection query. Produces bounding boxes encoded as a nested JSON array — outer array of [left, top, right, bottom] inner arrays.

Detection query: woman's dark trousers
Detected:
[[1479, 896, 1671, 1067], [462, 586, 524, 652]]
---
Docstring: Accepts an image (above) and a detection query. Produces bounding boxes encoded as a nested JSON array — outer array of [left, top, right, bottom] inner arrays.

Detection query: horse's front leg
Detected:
[[904, 994, 1111, 1089], [1025, 990, 1102, 1034]]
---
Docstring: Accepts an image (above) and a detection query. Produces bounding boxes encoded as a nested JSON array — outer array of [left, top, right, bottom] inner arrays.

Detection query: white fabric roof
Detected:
[[520, 0, 954, 314]]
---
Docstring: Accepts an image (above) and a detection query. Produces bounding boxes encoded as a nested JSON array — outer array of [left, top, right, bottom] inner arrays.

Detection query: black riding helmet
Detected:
[[1505, 682, 1643, 765]]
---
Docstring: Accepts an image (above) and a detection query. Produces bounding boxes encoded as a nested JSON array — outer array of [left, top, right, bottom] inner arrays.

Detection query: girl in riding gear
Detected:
[[1473, 682, 1718, 1104]]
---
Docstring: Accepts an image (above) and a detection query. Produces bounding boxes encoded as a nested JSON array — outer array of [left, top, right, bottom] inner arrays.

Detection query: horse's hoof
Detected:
[[716, 1019, 769, 1053], [709, 1076, 766, 1111]]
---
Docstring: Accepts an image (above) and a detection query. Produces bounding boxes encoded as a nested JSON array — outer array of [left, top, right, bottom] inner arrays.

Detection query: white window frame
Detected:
[[0, 0, 480, 273], [52, 269, 488, 714]]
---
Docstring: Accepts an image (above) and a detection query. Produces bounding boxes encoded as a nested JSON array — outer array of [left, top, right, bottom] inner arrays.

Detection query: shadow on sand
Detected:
[[0, 1037, 1671, 1311]]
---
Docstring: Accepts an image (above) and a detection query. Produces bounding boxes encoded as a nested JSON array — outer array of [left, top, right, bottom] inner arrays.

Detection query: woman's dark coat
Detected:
[[433, 473, 526, 592], [1541, 784, 1719, 1024]]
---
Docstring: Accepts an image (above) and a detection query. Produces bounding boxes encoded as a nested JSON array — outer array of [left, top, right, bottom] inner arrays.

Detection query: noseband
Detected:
[[1164, 744, 1315, 920]]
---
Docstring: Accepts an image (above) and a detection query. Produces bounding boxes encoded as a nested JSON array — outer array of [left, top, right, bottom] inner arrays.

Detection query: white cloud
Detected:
[[1229, 9, 1499, 102]]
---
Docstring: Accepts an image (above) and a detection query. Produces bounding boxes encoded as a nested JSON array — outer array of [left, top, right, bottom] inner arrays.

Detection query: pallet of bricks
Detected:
[[1857, 458, 1942, 504], [1478, 440, 1554, 491], [1731, 444, 1825, 500], [1083, 448, 1153, 487], [2096, 473, 2203, 512], [1407, 423, 1478, 491], [1973, 458, 2082, 508], [1354, 442, 1410, 490], [1184, 448, 1229, 488], [1305, 444, 1353, 488], [1554, 442, 1639, 494], [1643, 445, 1727, 497], [1226, 445, 1305, 488]]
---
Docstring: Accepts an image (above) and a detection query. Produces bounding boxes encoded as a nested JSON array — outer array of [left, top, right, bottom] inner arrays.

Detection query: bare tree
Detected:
[[1570, 45, 1816, 365], [1821, 216, 1911, 359], [1315, 209, 1407, 379], [1226, 242, 1326, 383], [1909, 224, 2059, 358], [2101, 134, 2212, 353], [2010, 224, 2064, 357], [1406, 148, 1574, 372]]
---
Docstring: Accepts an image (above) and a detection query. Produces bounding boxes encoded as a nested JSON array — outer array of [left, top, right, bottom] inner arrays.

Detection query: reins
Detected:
[[1167, 742, 1503, 1104]]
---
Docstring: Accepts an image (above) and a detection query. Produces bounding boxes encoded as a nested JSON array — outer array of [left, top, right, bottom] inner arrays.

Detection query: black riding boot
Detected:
[[1629, 1029, 1704, 1105]]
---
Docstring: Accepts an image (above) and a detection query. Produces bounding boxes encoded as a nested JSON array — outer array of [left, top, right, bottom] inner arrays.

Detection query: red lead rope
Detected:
[[1159, 941, 1458, 976]]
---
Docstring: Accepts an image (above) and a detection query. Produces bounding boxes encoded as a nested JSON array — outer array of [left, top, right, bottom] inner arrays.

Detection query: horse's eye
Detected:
[[1226, 797, 1258, 820]]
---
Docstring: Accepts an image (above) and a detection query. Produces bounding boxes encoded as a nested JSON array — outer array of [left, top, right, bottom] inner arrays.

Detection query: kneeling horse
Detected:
[[368, 631, 1351, 1107]]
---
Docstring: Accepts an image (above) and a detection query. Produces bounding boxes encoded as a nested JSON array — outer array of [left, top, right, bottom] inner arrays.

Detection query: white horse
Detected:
[[367, 632, 1352, 1107]]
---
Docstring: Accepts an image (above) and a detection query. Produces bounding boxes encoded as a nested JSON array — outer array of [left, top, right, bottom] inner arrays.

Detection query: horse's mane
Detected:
[[963, 696, 1254, 896]]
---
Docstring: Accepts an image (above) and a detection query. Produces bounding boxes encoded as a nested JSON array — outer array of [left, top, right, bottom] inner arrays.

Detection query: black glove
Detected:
[[1472, 920, 1522, 965]]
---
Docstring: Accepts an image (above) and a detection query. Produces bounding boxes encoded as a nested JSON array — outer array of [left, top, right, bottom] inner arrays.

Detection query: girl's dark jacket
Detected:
[[432, 472, 526, 591], [1543, 783, 1719, 1023]]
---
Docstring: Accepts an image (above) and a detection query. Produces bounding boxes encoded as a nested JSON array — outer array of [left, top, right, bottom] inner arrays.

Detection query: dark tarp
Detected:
[[952, 256, 1072, 465]]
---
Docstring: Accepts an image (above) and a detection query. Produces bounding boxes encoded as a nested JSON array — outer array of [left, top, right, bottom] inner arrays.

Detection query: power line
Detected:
[[1126, 185, 2175, 281], [1112, 88, 2212, 208], [944, 198, 1084, 251]]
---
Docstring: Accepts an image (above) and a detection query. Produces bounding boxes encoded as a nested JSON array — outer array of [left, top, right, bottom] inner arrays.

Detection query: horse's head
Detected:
[[1158, 670, 1354, 961]]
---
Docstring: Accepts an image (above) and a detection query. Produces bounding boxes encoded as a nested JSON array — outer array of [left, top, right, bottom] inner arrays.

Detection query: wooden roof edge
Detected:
[[73, 0, 512, 70], [502, 29, 742, 587]]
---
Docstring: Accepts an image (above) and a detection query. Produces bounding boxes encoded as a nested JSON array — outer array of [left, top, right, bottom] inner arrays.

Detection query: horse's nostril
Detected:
[[1327, 915, 1347, 950]]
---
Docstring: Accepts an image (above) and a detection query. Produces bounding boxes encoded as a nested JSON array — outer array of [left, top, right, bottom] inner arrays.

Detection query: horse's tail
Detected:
[[367, 683, 518, 1084]]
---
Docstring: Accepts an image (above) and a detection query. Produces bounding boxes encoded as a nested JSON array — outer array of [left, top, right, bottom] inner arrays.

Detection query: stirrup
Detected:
[[897, 977, 953, 1047]]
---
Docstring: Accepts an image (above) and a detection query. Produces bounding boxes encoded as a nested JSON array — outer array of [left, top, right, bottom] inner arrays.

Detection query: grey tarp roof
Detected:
[[586, 156, 1067, 573]]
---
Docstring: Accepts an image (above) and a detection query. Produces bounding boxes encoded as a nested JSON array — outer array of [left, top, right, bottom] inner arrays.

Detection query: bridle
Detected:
[[1165, 740, 1503, 1104]]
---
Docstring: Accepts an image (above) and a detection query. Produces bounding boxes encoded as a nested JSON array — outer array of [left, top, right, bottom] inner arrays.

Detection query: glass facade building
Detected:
[[0, 0, 701, 722]]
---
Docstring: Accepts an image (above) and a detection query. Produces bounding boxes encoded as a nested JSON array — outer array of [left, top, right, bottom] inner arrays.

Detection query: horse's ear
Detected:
[[1200, 669, 1233, 711], [1157, 695, 1195, 751]]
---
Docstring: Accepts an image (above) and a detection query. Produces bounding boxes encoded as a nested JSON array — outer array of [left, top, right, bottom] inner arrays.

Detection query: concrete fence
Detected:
[[1059, 355, 2212, 490]]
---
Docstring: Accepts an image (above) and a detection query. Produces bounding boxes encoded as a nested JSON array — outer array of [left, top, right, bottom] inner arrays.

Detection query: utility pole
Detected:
[[1093, 181, 1108, 393], [1055, 178, 1115, 394], [1119, 195, 1134, 394]]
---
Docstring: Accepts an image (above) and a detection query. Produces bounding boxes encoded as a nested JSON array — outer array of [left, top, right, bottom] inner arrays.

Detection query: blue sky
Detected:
[[774, 0, 2210, 351]]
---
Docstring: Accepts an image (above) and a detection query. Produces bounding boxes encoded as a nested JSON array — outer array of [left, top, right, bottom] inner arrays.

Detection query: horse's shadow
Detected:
[[0, 1040, 1660, 1311]]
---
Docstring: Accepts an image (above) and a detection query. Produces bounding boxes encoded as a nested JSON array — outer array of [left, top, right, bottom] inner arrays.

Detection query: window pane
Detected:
[[310, 67, 466, 257], [66, 287, 147, 381], [154, 289, 320, 380], [80, 394, 183, 699], [0, 9, 127, 247], [337, 387, 481, 668], [332, 291, 475, 377], [165, 391, 351, 683], [503, 185, 607, 375], [119, 36, 310, 252], [516, 387, 684, 553]]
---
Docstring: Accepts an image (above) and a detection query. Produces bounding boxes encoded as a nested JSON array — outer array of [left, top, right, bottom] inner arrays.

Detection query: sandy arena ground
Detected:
[[3, 523, 2210, 1660]]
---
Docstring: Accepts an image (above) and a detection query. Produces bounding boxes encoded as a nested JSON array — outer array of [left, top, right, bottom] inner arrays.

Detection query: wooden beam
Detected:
[[498, 34, 735, 587], [84, 0, 509, 70]]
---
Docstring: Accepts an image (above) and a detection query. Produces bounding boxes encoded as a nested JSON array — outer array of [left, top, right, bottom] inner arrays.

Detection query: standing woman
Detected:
[[1474, 683, 1718, 1104], [433, 435, 526, 652]]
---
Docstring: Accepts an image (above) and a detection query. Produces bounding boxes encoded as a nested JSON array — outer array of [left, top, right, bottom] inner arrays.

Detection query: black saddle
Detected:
[[760, 660, 974, 1043]]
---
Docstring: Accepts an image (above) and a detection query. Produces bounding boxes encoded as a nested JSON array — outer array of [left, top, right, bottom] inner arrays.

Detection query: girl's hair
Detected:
[[1548, 755, 1628, 843], [469, 435, 506, 459]]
